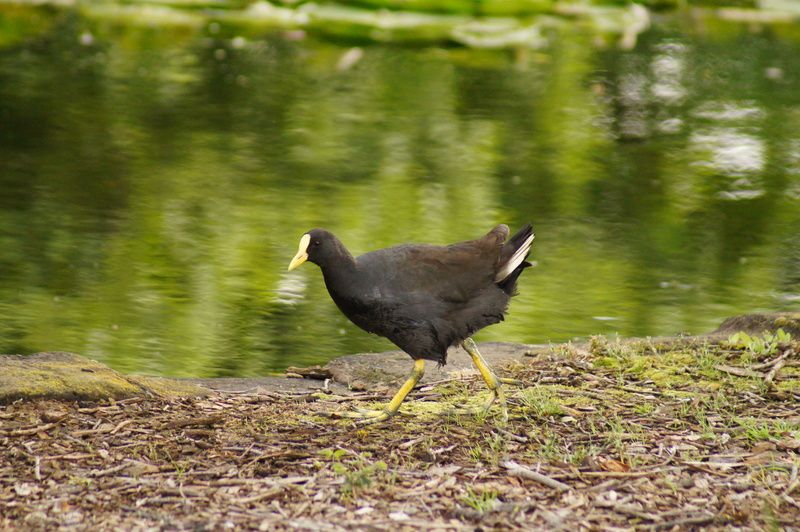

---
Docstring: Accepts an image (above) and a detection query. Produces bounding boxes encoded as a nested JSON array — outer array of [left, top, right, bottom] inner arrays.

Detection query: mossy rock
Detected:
[[0, 352, 209, 404], [712, 312, 800, 338]]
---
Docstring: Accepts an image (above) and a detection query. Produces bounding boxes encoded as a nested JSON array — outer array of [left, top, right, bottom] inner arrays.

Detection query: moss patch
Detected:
[[0, 352, 208, 403]]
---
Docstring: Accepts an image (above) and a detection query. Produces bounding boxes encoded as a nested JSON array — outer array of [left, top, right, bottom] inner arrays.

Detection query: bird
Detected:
[[287, 223, 534, 423]]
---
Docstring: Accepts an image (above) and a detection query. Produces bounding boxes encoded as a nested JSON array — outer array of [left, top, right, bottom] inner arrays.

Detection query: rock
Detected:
[[711, 312, 800, 338], [285, 365, 332, 380], [323, 342, 548, 392], [186, 375, 349, 394], [0, 352, 208, 404]]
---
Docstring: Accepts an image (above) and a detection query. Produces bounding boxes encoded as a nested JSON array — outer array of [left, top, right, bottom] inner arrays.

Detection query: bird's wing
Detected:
[[357, 225, 508, 304]]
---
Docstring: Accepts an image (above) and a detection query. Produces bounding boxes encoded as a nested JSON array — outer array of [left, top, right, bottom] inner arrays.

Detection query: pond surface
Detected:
[[1, 6, 800, 376]]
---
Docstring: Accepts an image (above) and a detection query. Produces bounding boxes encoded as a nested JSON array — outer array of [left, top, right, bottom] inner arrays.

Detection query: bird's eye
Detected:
[[314, 240, 321, 246]]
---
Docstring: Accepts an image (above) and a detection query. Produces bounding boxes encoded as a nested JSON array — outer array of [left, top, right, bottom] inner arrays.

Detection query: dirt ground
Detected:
[[1, 336, 799, 530]]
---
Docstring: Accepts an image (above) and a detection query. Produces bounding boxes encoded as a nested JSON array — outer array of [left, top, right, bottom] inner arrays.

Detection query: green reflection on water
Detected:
[[1, 7, 799, 376]]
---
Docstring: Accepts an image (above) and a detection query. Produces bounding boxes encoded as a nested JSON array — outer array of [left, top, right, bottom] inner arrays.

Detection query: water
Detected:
[[1, 6, 799, 377]]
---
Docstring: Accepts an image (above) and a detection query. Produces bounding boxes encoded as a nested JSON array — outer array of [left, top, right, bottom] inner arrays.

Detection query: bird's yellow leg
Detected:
[[462, 338, 508, 422], [339, 359, 425, 425]]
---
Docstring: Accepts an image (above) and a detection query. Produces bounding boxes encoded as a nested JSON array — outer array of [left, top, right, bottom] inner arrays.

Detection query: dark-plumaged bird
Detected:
[[287, 224, 534, 423]]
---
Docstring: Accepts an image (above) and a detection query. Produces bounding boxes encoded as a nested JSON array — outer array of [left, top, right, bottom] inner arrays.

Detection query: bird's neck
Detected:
[[320, 241, 358, 294]]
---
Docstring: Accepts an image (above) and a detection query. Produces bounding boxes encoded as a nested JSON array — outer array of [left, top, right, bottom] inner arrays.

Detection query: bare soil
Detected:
[[1, 338, 799, 530]]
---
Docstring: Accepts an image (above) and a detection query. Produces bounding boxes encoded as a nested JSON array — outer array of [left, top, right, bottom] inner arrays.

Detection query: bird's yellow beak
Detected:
[[288, 234, 311, 271]]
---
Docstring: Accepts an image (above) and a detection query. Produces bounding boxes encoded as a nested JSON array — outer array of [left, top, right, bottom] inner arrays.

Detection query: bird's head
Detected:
[[287, 229, 341, 271]]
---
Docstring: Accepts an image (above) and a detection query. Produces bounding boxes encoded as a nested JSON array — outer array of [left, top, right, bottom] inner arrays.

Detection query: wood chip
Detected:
[[502, 461, 571, 492]]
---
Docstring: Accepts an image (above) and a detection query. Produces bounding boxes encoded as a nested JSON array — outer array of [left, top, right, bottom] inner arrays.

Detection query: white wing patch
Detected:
[[494, 234, 534, 282]]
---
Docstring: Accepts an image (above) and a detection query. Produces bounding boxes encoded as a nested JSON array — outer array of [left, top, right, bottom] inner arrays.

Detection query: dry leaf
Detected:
[[599, 458, 630, 473]]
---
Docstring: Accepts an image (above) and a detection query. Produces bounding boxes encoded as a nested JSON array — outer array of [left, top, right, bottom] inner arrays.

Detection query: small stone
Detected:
[[14, 483, 35, 496], [79, 32, 93, 46], [41, 410, 67, 422], [765, 67, 783, 80], [63, 511, 84, 525], [23, 512, 48, 525]]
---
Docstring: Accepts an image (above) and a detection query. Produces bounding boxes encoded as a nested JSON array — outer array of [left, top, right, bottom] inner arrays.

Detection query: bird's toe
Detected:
[[354, 412, 393, 425], [335, 408, 394, 422]]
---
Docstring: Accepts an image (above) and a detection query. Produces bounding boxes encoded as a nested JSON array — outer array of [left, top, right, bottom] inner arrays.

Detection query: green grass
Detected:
[[461, 486, 499, 513], [521, 385, 564, 417]]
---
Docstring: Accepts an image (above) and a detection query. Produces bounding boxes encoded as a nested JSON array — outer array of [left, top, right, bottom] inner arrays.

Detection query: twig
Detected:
[[749, 349, 794, 370], [164, 415, 225, 429], [715, 365, 761, 378], [237, 443, 256, 460], [587, 479, 619, 492], [111, 419, 135, 435], [783, 494, 800, 508], [650, 512, 715, 530], [41, 452, 95, 461], [619, 386, 662, 397], [764, 358, 787, 390], [595, 501, 659, 521], [502, 461, 570, 492], [89, 462, 132, 478], [203, 477, 308, 486], [399, 437, 425, 449], [493, 428, 528, 443], [234, 487, 283, 505], [564, 470, 667, 479], [1, 422, 58, 437]]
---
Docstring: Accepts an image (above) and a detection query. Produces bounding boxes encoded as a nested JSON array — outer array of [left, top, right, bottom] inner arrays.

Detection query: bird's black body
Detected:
[[300, 224, 533, 365]]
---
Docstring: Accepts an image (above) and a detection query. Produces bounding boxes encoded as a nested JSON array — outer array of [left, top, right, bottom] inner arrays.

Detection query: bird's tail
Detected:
[[495, 223, 534, 295]]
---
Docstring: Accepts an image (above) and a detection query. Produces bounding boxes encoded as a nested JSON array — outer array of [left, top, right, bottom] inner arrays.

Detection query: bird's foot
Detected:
[[450, 391, 508, 424], [499, 377, 523, 387], [329, 359, 424, 425], [484, 381, 509, 423], [334, 407, 395, 425], [490, 390, 509, 424]]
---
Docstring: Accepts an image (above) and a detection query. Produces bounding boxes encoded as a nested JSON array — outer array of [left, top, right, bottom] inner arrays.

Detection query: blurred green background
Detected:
[[1, 1, 799, 377]]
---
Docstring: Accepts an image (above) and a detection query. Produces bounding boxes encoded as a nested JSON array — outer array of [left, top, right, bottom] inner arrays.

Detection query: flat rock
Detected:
[[0, 352, 208, 403], [324, 342, 549, 392]]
